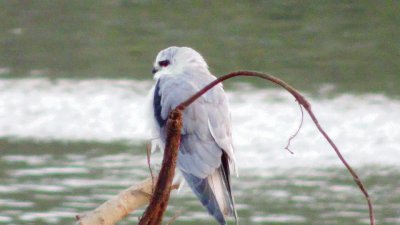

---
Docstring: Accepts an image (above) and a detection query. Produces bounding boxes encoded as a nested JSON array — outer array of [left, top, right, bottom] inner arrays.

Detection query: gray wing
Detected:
[[154, 74, 237, 222], [154, 74, 235, 178]]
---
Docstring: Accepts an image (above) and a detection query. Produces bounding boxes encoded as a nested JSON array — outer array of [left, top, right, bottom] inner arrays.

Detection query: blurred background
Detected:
[[0, 1, 399, 225]]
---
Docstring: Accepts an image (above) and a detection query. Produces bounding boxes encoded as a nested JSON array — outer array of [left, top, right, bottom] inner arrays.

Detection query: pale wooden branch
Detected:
[[75, 177, 156, 225]]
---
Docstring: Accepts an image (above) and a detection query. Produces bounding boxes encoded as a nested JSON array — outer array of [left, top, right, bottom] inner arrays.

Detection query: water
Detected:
[[1, 79, 399, 167], [0, 79, 399, 225], [0, 1, 399, 95], [0, 1, 399, 224]]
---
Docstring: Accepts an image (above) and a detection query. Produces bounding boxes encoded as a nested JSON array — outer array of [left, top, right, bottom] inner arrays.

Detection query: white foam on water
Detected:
[[0, 199, 34, 208], [0, 216, 12, 223], [8, 167, 89, 177], [251, 214, 306, 223], [0, 78, 150, 141], [19, 211, 75, 223], [1, 78, 399, 168]]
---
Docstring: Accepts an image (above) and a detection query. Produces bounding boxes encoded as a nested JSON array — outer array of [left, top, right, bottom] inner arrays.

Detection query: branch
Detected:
[[75, 177, 155, 225], [178, 71, 374, 225], [75, 110, 183, 225], [177, 71, 310, 110], [307, 108, 376, 224], [138, 109, 183, 225]]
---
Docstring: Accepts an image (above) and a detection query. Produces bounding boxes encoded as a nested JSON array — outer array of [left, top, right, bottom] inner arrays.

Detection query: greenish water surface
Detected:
[[1, 139, 399, 225], [0, 1, 399, 225], [0, 0, 399, 95]]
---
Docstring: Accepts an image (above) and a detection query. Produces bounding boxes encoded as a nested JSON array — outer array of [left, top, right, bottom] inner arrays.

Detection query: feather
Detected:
[[149, 46, 238, 224], [153, 80, 166, 127], [182, 171, 227, 225]]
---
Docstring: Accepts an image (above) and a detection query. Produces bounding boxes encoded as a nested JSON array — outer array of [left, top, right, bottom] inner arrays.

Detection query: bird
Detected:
[[148, 46, 238, 225]]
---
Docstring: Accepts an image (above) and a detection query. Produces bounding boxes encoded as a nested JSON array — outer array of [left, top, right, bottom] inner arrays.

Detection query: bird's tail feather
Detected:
[[182, 171, 227, 225], [216, 164, 238, 225], [209, 168, 236, 216], [182, 167, 237, 225]]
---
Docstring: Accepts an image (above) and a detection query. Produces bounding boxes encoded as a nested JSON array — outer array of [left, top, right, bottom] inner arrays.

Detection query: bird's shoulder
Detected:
[[157, 70, 224, 102]]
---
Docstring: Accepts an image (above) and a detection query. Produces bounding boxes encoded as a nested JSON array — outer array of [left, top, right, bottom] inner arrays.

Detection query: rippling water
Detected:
[[0, 79, 399, 224]]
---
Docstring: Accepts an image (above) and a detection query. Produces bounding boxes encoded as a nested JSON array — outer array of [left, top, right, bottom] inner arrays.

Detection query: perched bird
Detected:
[[149, 46, 238, 225]]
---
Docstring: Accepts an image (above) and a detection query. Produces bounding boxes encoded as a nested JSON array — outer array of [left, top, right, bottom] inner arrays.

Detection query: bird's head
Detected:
[[152, 46, 208, 78]]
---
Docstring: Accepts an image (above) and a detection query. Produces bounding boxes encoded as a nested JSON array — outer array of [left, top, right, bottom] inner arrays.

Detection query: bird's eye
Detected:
[[158, 60, 170, 67]]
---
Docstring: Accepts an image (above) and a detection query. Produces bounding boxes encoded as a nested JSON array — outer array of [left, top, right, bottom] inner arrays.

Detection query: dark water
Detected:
[[0, 1, 399, 225]]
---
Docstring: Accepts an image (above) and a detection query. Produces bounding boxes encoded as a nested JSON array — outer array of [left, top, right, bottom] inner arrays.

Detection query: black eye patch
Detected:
[[158, 60, 170, 67]]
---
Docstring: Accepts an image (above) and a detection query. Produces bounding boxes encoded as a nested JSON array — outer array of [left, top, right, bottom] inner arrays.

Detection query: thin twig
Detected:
[[284, 102, 304, 154], [165, 210, 182, 225], [146, 143, 155, 193]]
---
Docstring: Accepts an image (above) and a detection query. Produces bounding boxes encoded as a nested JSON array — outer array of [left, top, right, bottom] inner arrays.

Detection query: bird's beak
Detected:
[[152, 68, 158, 75]]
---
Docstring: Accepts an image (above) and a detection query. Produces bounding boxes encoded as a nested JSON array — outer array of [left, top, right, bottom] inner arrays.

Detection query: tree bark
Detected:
[[138, 109, 183, 225]]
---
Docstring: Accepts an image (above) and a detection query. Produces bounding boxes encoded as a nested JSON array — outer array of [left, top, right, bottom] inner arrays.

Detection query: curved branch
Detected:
[[177, 71, 310, 110], [307, 109, 375, 224], [178, 71, 374, 225]]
